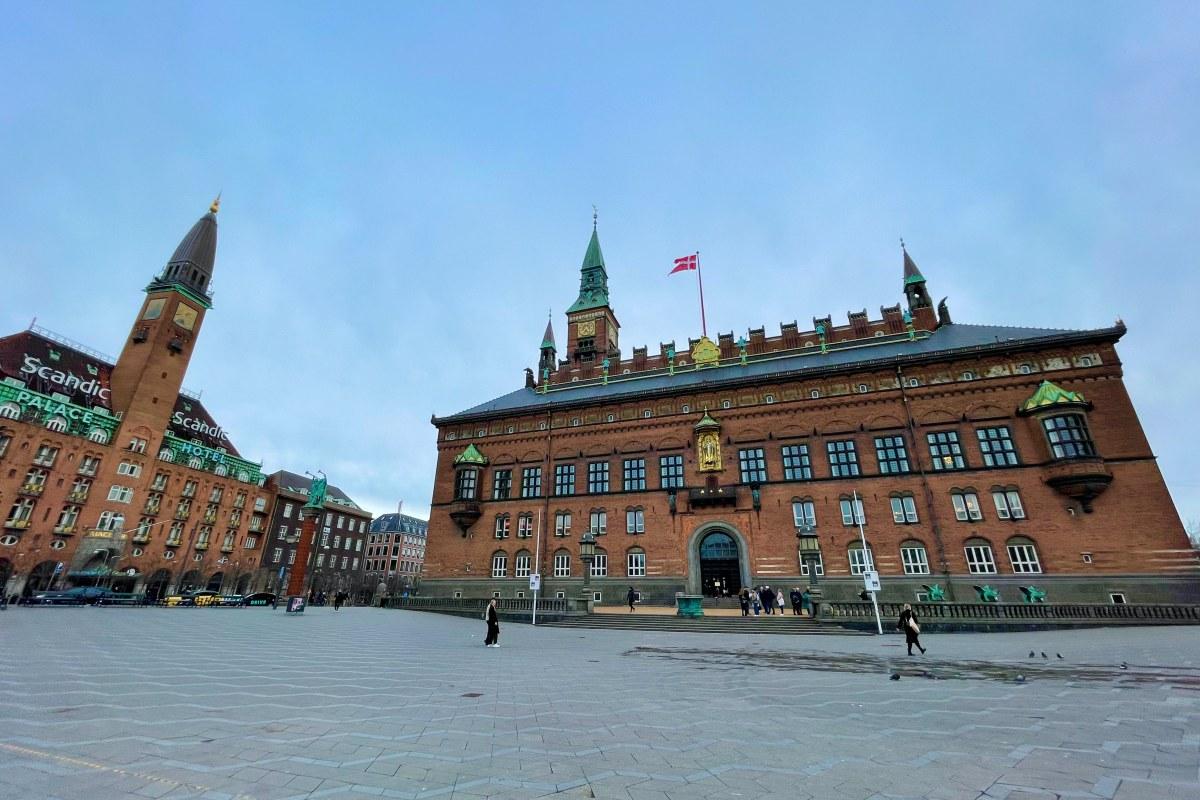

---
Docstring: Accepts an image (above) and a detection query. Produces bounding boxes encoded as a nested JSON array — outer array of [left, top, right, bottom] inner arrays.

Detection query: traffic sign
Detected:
[[529, 574, 541, 591], [863, 570, 881, 593]]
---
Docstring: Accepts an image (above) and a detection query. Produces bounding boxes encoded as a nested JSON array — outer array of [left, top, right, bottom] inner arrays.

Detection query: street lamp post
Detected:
[[579, 531, 596, 612], [797, 527, 822, 619]]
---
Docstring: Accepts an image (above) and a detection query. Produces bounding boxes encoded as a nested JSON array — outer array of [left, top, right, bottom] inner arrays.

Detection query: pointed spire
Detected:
[[567, 216, 611, 313], [902, 239, 924, 285], [149, 201, 219, 302], [541, 314, 556, 349]]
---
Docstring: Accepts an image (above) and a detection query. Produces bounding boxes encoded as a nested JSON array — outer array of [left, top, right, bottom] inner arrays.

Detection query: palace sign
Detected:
[[12, 390, 102, 424]]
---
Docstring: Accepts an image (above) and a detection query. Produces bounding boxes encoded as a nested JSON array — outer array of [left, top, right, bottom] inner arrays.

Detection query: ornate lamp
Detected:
[[579, 531, 596, 588]]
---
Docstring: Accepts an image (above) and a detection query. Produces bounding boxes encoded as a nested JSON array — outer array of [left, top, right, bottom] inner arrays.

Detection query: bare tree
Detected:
[[1188, 518, 1200, 550]]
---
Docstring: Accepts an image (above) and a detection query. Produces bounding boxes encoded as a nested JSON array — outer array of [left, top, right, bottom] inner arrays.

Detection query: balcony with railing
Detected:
[[194, 541, 209, 551], [52, 524, 76, 536], [3, 518, 31, 530], [67, 490, 91, 504], [174, 507, 191, 521], [18, 483, 45, 497]]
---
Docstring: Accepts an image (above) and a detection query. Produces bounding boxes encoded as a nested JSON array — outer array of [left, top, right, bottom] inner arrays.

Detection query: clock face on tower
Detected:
[[173, 303, 198, 331], [576, 320, 596, 337]]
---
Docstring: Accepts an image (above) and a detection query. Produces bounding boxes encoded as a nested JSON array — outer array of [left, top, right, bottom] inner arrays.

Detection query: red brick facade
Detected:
[[424, 236, 1196, 605]]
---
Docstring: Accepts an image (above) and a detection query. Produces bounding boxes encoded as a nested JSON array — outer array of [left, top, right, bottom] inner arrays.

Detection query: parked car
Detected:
[[27, 586, 116, 606], [213, 594, 244, 607], [163, 590, 219, 607], [242, 592, 277, 607]]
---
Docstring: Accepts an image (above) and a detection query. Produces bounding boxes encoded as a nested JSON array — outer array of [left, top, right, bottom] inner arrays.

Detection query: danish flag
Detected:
[[669, 254, 698, 275]]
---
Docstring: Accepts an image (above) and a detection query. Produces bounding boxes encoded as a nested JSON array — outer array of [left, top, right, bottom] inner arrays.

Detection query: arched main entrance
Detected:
[[699, 531, 742, 597], [144, 569, 171, 601], [26, 561, 59, 595]]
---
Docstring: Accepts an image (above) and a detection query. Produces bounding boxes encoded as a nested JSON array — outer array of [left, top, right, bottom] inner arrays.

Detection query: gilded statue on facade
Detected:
[[697, 431, 722, 471]]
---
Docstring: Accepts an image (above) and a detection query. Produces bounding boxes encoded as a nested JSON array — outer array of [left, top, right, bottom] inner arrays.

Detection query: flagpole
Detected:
[[695, 251, 707, 338]]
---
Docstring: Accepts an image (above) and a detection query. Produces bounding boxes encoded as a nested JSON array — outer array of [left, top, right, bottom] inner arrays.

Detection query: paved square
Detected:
[[1, 607, 1198, 800]]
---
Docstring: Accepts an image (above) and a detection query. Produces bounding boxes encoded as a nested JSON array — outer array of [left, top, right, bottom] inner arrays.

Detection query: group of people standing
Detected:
[[739, 585, 812, 617]]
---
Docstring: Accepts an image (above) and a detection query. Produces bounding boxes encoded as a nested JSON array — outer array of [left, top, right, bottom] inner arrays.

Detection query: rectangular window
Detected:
[[791, 500, 816, 528], [782, 444, 812, 481], [491, 553, 508, 578], [79, 456, 101, 476], [952, 492, 983, 521], [515, 553, 531, 578], [848, 547, 875, 576], [128, 437, 147, 454], [977, 426, 1019, 466], [332, 535, 341, 549], [209, 486, 224, 503], [517, 514, 533, 538], [34, 445, 59, 466], [827, 440, 860, 477], [106, 485, 133, 504], [554, 511, 571, 537], [927, 431, 965, 470], [245, 536, 257, 549], [167, 522, 184, 545], [901, 545, 929, 575], [1043, 414, 1096, 459], [965, 545, 996, 574], [554, 464, 576, 496], [890, 496, 918, 524], [874, 435, 910, 474], [626, 509, 645, 534], [659, 455, 685, 489], [839, 497, 865, 526], [591, 552, 608, 577], [489, 469, 511, 500], [1007, 544, 1042, 573], [622, 458, 646, 491], [799, 552, 824, 577], [553, 552, 571, 577], [320, 531, 329, 546], [521, 467, 542, 498], [316, 553, 325, 567], [288, 550, 296, 564], [494, 516, 510, 539], [993, 490, 1023, 520], [454, 468, 478, 500], [587, 461, 610, 493], [627, 551, 646, 577], [272, 547, 283, 563], [589, 510, 607, 535], [182, 480, 197, 497], [117, 461, 141, 477], [738, 448, 767, 484]]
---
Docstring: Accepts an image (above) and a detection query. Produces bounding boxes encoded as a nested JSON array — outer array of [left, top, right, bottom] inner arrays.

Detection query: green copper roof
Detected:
[[1021, 380, 1087, 412], [453, 442, 489, 466], [903, 248, 925, 285], [694, 410, 720, 431], [566, 228, 611, 313]]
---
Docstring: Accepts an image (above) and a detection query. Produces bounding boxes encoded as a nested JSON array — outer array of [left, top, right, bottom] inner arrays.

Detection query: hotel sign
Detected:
[[19, 355, 110, 402]]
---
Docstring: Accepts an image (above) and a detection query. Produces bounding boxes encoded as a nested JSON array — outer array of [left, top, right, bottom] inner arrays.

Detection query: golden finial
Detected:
[[209, 193, 221, 214]]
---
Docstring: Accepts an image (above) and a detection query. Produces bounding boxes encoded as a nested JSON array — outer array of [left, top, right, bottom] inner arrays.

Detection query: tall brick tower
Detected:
[[109, 199, 219, 449], [564, 215, 620, 366]]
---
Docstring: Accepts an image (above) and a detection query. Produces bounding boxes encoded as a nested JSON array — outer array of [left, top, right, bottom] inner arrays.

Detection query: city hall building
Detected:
[[0, 201, 274, 600], [423, 226, 1196, 605]]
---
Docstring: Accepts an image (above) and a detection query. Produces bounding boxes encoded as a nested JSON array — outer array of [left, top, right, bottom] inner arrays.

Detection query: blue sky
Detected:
[[2, 2, 1197, 526]]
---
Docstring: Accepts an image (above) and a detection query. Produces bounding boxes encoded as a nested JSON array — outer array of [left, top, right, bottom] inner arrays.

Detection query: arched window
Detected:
[[97, 511, 125, 532], [899, 539, 929, 575], [1006, 536, 1042, 574], [493, 513, 511, 539], [214, 464, 228, 477], [514, 550, 532, 578], [951, 488, 983, 521], [87, 427, 109, 443], [187, 457, 204, 470], [591, 547, 608, 577], [0, 402, 20, 420], [889, 493, 919, 524], [553, 549, 571, 577], [964, 537, 996, 574], [847, 541, 874, 575], [626, 547, 645, 577], [45, 416, 68, 432], [791, 497, 816, 529], [491, 550, 508, 578], [158, 449, 176, 462]]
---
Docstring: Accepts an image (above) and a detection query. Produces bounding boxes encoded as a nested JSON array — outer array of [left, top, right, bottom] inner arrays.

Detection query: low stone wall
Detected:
[[825, 601, 1200, 632], [381, 595, 579, 623]]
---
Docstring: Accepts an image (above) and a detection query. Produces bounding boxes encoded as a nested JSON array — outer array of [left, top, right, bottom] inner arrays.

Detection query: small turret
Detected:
[[538, 315, 557, 375]]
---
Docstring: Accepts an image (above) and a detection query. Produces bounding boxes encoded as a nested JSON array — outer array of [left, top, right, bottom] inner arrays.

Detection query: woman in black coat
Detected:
[[484, 599, 500, 647], [897, 603, 926, 655]]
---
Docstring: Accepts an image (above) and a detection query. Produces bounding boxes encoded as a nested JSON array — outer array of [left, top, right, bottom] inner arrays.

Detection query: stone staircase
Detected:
[[542, 612, 867, 635]]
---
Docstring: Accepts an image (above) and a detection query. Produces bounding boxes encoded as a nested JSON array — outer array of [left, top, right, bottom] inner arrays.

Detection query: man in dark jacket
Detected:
[[627, 586, 638, 612], [790, 587, 803, 615], [484, 599, 500, 647]]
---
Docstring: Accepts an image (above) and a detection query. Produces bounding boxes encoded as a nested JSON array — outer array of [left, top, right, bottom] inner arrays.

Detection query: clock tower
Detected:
[[564, 221, 620, 367], [109, 199, 219, 448]]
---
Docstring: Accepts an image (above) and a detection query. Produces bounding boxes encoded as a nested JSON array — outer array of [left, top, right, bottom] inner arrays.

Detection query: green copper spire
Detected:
[[902, 242, 925, 286], [1020, 380, 1088, 413], [567, 220, 610, 313]]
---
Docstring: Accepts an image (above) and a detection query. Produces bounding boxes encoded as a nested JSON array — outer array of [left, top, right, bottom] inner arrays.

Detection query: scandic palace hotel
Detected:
[[423, 226, 1196, 605]]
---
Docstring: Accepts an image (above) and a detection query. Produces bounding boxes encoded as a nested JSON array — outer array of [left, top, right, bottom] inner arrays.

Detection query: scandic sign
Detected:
[[171, 411, 229, 442], [20, 355, 110, 401]]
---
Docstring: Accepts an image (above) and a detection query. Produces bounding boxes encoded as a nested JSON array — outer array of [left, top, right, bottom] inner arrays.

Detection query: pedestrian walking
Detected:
[[484, 599, 500, 647], [333, 590, 347, 611], [897, 603, 926, 655], [775, 589, 786, 616], [627, 586, 638, 612], [751, 593, 762, 615], [738, 588, 750, 617], [800, 589, 812, 617], [789, 587, 802, 615]]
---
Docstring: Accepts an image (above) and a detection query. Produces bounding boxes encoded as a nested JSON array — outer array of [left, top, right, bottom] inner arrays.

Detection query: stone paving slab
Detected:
[[1, 607, 1198, 799]]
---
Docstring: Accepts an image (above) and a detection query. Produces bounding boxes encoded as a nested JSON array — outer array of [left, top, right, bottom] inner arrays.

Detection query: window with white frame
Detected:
[[517, 513, 533, 538], [591, 551, 608, 577], [554, 511, 571, 537], [1006, 539, 1042, 573], [792, 499, 816, 529], [900, 542, 930, 575], [890, 495, 918, 524], [494, 514, 510, 539], [97, 510, 124, 531], [589, 509, 607, 535], [116, 461, 141, 477], [272, 547, 283, 563], [514, 552, 531, 577], [839, 497, 865, 526], [34, 445, 59, 466], [626, 549, 646, 577], [491, 552, 508, 578], [848, 544, 875, 575], [927, 430, 966, 470], [964, 541, 997, 574], [626, 508, 645, 534], [951, 491, 984, 521], [799, 552, 824, 576], [553, 551, 571, 577], [992, 489, 1026, 520]]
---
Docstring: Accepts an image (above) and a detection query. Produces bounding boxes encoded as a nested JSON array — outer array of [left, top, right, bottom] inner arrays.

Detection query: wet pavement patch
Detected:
[[625, 646, 1200, 688], [460, 692, 483, 697]]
